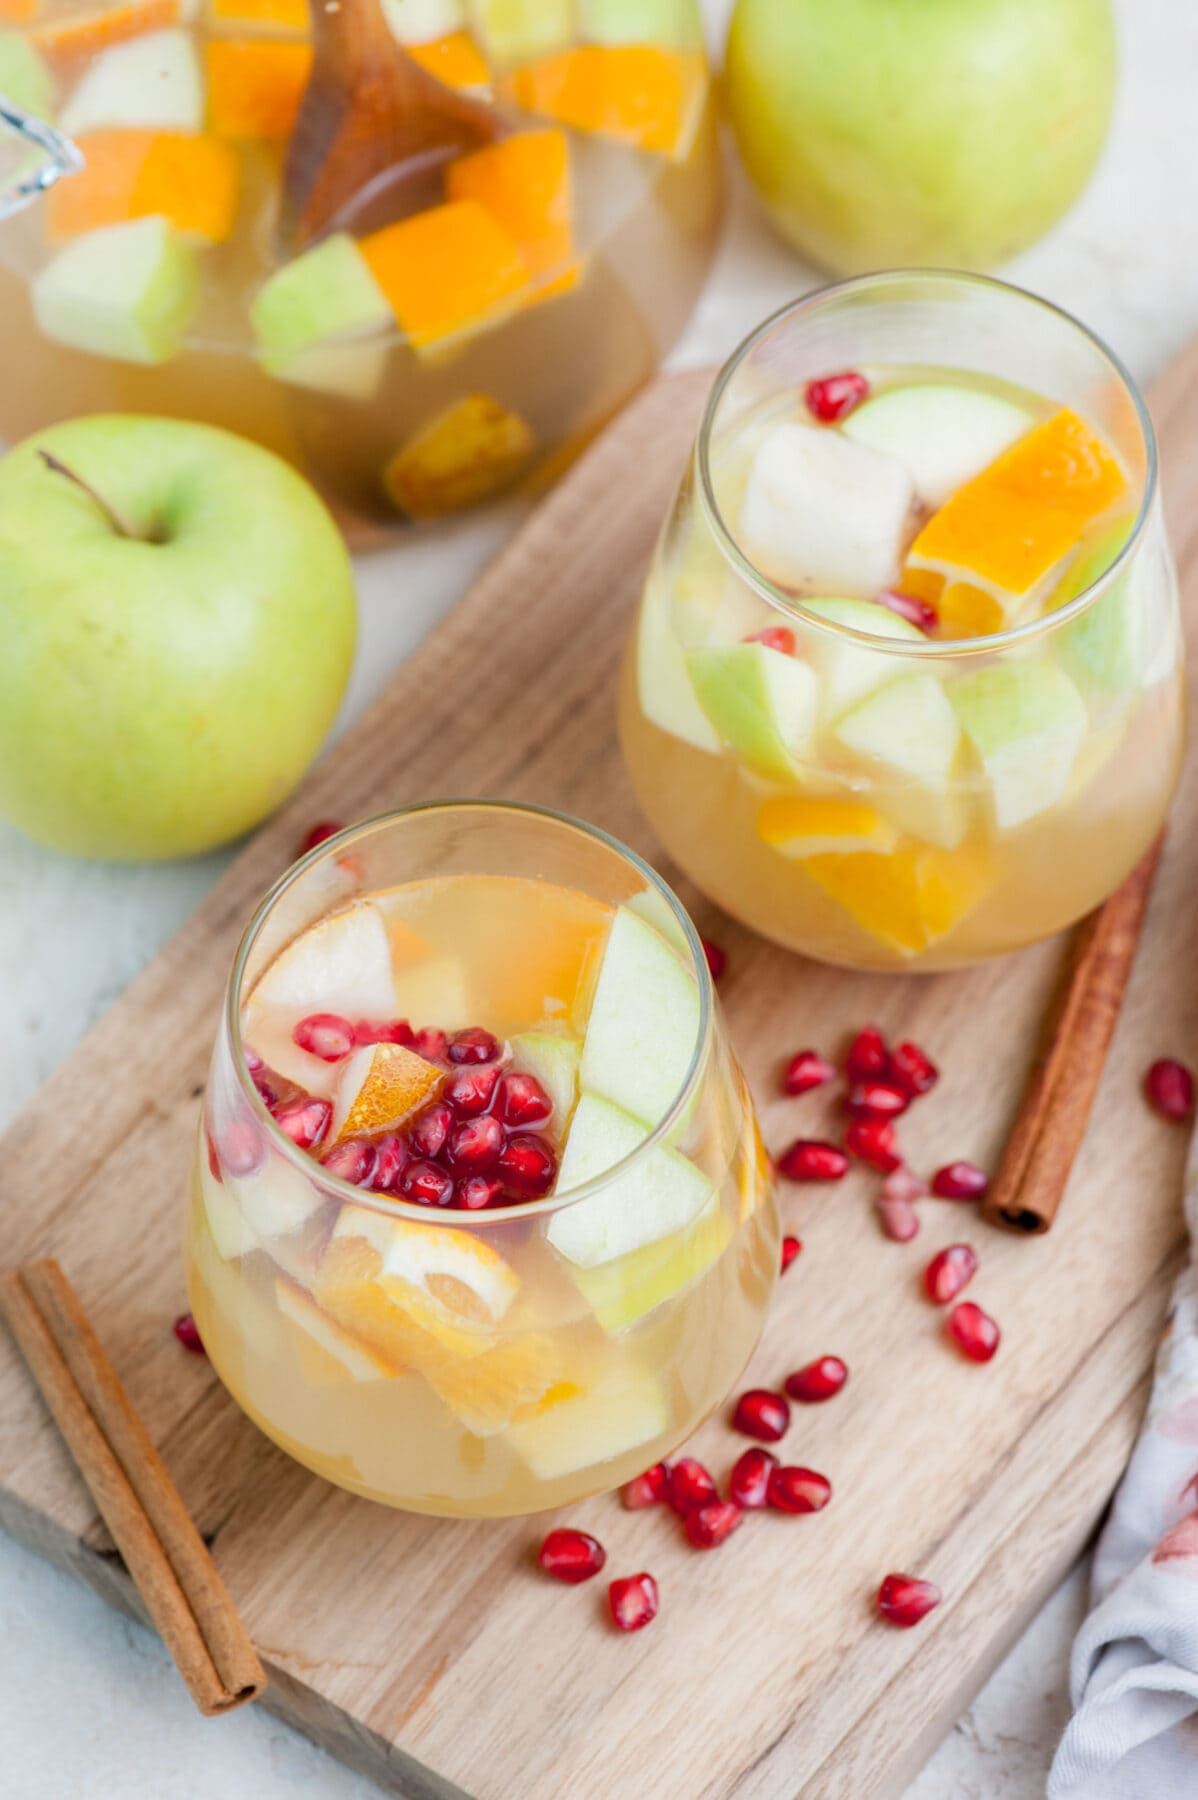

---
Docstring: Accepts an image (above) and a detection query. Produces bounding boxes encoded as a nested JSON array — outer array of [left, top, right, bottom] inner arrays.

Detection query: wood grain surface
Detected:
[[2, 338, 1198, 1799]]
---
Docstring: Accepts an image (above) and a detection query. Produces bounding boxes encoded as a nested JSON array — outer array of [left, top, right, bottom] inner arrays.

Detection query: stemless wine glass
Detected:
[[187, 802, 777, 1517], [619, 272, 1184, 971]]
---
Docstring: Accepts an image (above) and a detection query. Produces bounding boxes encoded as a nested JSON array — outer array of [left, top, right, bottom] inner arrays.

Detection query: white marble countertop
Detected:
[[2, 1, 1197, 1793]]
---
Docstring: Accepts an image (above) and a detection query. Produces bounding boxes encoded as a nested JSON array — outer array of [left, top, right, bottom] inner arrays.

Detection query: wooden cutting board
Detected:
[[3, 338, 1198, 1800]]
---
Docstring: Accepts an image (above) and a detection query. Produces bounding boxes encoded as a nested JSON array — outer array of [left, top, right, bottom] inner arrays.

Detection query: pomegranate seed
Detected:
[[173, 1313, 205, 1355], [846, 1080, 909, 1120], [948, 1300, 1000, 1362], [448, 1114, 504, 1172], [744, 625, 796, 655], [622, 1463, 672, 1510], [931, 1161, 989, 1200], [844, 1025, 889, 1081], [883, 1165, 929, 1204], [455, 1174, 503, 1210], [497, 1134, 556, 1197], [353, 1017, 415, 1047], [448, 1027, 499, 1066], [609, 1572, 658, 1632], [875, 588, 938, 634], [216, 1116, 265, 1177], [244, 1046, 264, 1072], [400, 1160, 455, 1206], [446, 1062, 502, 1116], [413, 1027, 448, 1063], [777, 1139, 849, 1182], [733, 1387, 790, 1442], [780, 1235, 802, 1274], [248, 1059, 281, 1107], [785, 1356, 848, 1404], [292, 1013, 355, 1062], [496, 1072, 553, 1127], [272, 1094, 333, 1153], [889, 1039, 939, 1097], [767, 1465, 832, 1514], [924, 1244, 978, 1305], [371, 1134, 407, 1191], [1146, 1058, 1194, 1121], [322, 1139, 379, 1186], [877, 1193, 920, 1241], [298, 819, 344, 855], [670, 1457, 718, 1513], [878, 1573, 941, 1628], [729, 1447, 778, 1509], [782, 1048, 837, 1096], [804, 369, 869, 423], [845, 1116, 901, 1172], [684, 1501, 744, 1549], [409, 1101, 452, 1160], [701, 937, 726, 983], [538, 1528, 606, 1584]]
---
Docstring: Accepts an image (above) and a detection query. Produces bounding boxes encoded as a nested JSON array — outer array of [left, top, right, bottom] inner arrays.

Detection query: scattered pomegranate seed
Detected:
[[293, 1012, 356, 1062], [371, 1134, 407, 1191], [701, 937, 726, 983], [947, 1300, 1001, 1362], [456, 1174, 503, 1210], [924, 1244, 978, 1305], [877, 1193, 920, 1242], [322, 1139, 379, 1186], [409, 1101, 452, 1159], [877, 1573, 941, 1628], [729, 1447, 778, 1509], [447, 1114, 504, 1172], [875, 589, 938, 635], [173, 1313, 205, 1355], [400, 1159, 455, 1206], [670, 1457, 718, 1513], [889, 1040, 939, 1097], [846, 1081, 909, 1120], [496, 1072, 553, 1127], [497, 1134, 557, 1197], [353, 1017, 415, 1047], [298, 820, 344, 855], [777, 1139, 849, 1182], [767, 1465, 832, 1514], [844, 1025, 889, 1082], [684, 1501, 744, 1549], [413, 1027, 449, 1063], [272, 1095, 332, 1153], [622, 1463, 672, 1510], [744, 625, 796, 655], [448, 1027, 500, 1065], [446, 1063, 502, 1116], [782, 1048, 837, 1096], [931, 1161, 989, 1200], [1145, 1058, 1194, 1121], [538, 1528, 607, 1584], [883, 1165, 929, 1204], [780, 1235, 802, 1274], [845, 1116, 901, 1172], [609, 1572, 659, 1632], [785, 1356, 848, 1404], [804, 369, 869, 423], [733, 1387, 791, 1443]]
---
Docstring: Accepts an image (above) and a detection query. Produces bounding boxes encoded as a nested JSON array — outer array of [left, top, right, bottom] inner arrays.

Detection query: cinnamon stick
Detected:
[[981, 834, 1165, 1235], [0, 1259, 264, 1715]]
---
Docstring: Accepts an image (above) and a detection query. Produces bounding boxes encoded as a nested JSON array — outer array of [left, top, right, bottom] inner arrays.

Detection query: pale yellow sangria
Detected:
[[187, 802, 776, 1516], [620, 273, 1184, 971]]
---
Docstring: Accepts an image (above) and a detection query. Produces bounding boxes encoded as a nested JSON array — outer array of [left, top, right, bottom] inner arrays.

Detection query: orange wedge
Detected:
[[206, 37, 313, 138], [209, 0, 310, 31], [505, 45, 707, 159], [447, 128, 573, 284], [384, 393, 536, 518], [804, 842, 992, 957], [408, 29, 489, 89], [359, 200, 529, 351], [0, 0, 39, 23], [328, 1042, 444, 1145], [47, 129, 240, 244], [427, 1334, 575, 1435], [275, 1276, 401, 1383], [31, 0, 178, 64], [757, 794, 899, 858], [903, 408, 1128, 637]]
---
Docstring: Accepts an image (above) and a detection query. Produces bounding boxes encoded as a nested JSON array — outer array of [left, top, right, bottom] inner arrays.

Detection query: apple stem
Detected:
[[38, 450, 142, 542]]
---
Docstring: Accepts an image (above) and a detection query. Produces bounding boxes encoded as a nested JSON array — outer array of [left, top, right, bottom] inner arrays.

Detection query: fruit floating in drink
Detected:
[[188, 804, 777, 1516], [0, 0, 720, 525], [620, 273, 1184, 971]]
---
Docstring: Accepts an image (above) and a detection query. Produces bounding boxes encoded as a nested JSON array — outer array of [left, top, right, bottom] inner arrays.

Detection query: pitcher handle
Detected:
[[0, 96, 83, 223]]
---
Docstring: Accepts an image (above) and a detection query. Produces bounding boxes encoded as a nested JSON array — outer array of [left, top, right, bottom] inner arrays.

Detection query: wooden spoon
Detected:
[[282, 0, 502, 249]]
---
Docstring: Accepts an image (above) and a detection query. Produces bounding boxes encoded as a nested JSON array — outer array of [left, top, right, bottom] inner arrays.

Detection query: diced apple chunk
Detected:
[[250, 233, 393, 400], [842, 383, 1034, 509], [0, 30, 55, 114], [506, 1359, 667, 1480], [686, 641, 818, 782], [578, 0, 703, 49], [60, 29, 202, 136], [32, 215, 200, 365], [468, 0, 572, 65], [549, 1094, 713, 1268], [380, 0, 465, 42], [578, 906, 700, 1129], [950, 662, 1087, 830], [830, 674, 965, 848], [508, 1031, 580, 1127], [383, 394, 536, 518]]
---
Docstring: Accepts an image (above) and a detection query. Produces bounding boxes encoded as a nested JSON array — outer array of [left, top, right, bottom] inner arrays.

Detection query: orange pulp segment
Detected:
[[408, 30, 490, 89], [275, 1277, 401, 1383], [0, 0, 39, 23], [359, 200, 529, 351], [904, 408, 1128, 637], [208, 0, 310, 31], [206, 37, 313, 138], [383, 393, 536, 518], [505, 45, 707, 159], [31, 0, 178, 64], [446, 128, 574, 284], [803, 842, 992, 956], [427, 1334, 574, 1435], [330, 1042, 445, 1144], [47, 129, 240, 243], [757, 794, 899, 857]]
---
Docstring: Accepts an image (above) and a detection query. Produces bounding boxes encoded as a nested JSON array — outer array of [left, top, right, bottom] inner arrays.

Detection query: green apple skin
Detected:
[[725, 0, 1116, 275], [0, 416, 356, 860]]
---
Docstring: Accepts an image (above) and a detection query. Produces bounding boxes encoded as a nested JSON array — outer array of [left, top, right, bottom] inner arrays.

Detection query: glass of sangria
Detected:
[[0, 0, 721, 527], [620, 271, 1184, 971], [188, 801, 777, 1516]]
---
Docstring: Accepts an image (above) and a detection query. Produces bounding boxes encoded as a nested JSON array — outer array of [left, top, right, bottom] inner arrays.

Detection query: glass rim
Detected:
[[224, 798, 716, 1227], [695, 268, 1159, 661]]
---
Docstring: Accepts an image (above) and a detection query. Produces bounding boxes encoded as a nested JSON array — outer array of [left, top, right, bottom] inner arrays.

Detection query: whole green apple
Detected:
[[0, 415, 356, 860], [725, 0, 1116, 274]]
